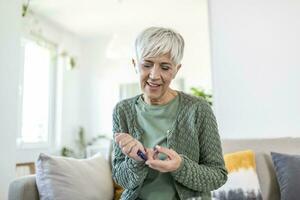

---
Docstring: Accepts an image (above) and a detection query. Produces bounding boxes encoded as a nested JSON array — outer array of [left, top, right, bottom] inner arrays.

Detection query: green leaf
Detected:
[[190, 87, 213, 105]]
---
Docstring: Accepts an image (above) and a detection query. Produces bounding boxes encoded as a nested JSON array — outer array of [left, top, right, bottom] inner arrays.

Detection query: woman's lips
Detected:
[[147, 82, 161, 87], [146, 82, 161, 90]]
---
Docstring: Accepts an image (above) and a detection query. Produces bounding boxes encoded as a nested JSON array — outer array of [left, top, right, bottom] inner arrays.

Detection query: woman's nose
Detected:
[[149, 66, 160, 79]]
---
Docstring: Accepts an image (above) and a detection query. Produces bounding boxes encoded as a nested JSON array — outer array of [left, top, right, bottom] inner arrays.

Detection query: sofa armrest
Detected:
[[8, 175, 39, 200]]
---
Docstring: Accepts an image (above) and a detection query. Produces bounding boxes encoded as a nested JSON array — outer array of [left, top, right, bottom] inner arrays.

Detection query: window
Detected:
[[119, 82, 140, 100], [18, 38, 57, 148]]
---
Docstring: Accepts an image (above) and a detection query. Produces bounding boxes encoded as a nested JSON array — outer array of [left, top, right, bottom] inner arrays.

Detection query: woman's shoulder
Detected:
[[179, 91, 210, 108], [178, 92, 214, 121]]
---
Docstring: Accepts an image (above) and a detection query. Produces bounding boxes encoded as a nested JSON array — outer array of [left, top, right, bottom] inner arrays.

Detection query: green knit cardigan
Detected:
[[112, 92, 227, 200]]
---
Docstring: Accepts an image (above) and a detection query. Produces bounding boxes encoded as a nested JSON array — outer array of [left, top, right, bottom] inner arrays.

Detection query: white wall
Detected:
[[80, 35, 116, 138], [0, 0, 21, 198], [80, 0, 212, 138], [209, 0, 300, 138]]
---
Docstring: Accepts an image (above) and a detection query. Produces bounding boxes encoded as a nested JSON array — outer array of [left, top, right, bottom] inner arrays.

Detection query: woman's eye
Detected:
[[162, 66, 170, 70], [143, 64, 152, 68]]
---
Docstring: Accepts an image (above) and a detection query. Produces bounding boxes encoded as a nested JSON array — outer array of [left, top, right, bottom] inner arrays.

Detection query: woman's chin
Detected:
[[144, 87, 161, 97], [145, 93, 161, 100]]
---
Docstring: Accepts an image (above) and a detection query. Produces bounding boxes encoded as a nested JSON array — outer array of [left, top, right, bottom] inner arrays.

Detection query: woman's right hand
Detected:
[[114, 133, 146, 162]]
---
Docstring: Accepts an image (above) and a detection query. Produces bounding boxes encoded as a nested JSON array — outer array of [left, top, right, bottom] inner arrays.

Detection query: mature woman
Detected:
[[112, 27, 227, 200]]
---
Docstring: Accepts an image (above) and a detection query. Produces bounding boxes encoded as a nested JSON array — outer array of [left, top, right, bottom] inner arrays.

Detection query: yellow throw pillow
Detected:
[[212, 150, 263, 200], [113, 181, 124, 200], [224, 150, 256, 173]]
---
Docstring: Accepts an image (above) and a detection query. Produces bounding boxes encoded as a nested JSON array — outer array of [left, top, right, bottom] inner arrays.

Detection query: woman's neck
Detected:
[[143, 89, 178, 105]]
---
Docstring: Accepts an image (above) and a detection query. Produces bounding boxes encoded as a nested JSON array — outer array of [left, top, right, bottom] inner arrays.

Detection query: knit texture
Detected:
[[112, 92, 228, 200]]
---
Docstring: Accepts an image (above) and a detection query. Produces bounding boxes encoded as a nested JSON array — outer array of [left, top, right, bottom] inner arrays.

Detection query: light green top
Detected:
[[135, 95, 179, 200], [112, 92, 228, 200]]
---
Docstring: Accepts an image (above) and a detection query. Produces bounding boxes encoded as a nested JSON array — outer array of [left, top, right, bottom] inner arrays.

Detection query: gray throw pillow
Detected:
[[271, 152, 300, 200], [36, 153, 113, 200]]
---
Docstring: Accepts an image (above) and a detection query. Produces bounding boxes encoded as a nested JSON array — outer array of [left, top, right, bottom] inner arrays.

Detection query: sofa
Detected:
[[8, 137, 300, 200]]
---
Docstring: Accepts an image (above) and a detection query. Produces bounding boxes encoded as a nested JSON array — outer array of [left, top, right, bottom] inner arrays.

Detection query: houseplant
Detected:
[[61, 127, 108, 158], [190, 87, 213, 105]]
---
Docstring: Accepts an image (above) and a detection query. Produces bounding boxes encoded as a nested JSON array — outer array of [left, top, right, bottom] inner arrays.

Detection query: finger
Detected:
[[129, 145, 140, 156], [129, 145, 144, 161], [149, 159, 177, 171], [116, 134, 132, 146], [152, 148, 160, 160], [122, 140, 137, 154], [146, 159, 169, 168], [130, 141, 144, 153], [114, 133, 121, 142], [167, 148, 178, 158], [114, 133, 127, 143], [130, 144, 138, 154], [114, 132, 121, 137], [115, 132, 126, 138], [146, 160, 171, 172], [155, 146, 178, 159], [145, 148, 155, 161], [119, 137, 134, 148], [135, 141, 146, 154], [129, 142, 145, 155], [154, 145, 173, 158]]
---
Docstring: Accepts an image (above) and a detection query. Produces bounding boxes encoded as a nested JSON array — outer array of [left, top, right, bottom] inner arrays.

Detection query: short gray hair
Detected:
[[134, 27, 185, 65]]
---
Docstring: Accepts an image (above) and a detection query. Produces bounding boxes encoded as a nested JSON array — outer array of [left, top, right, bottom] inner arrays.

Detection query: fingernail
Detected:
[[156, 145, 161, 149]]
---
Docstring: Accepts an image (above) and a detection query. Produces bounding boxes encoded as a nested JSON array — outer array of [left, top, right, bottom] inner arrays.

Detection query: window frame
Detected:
[[17, 34, 58, 150]]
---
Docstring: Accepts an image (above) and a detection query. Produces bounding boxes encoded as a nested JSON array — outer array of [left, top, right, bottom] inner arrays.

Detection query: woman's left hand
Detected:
[[145, 145, 182, 173]]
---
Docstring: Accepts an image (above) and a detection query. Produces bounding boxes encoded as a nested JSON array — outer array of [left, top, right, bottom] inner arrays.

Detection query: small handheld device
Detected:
[[137, 150, 148, 161]]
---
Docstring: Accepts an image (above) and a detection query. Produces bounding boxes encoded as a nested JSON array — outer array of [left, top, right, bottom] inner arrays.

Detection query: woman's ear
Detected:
[[173, 64, 182, 79]]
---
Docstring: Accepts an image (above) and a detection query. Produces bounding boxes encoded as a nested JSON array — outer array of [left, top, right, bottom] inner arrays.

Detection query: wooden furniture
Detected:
[[16, 162, 35, 177]]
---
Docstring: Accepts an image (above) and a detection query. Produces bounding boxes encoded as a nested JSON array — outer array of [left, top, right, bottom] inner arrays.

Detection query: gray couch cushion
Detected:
[[8, 175, 39, 200], [36, 153, 113, 200], [271, 152, 300, 200], [221, 137, 300, 200]]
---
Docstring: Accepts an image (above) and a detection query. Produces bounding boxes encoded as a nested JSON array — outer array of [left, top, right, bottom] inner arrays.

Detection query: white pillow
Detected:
[[36, 153, 113, 200]]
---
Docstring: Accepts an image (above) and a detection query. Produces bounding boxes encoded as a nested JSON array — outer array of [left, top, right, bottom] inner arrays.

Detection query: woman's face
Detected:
[[135, 54, 181, 103]]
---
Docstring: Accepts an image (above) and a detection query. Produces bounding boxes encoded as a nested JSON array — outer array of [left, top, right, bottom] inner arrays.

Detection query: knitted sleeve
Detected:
[[111, 102, 148, 189], [171, 101, 228, 192]]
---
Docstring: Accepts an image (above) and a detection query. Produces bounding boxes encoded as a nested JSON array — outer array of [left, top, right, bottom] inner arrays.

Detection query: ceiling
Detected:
[[30, 0, 203, 38]]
